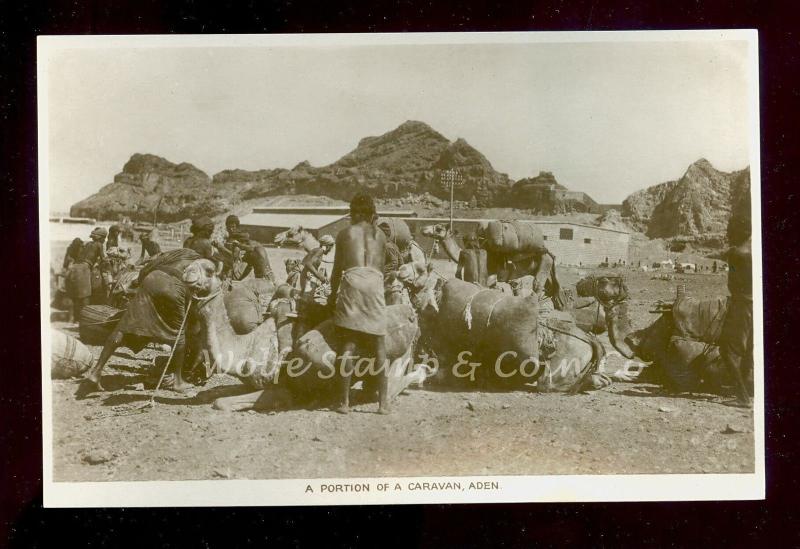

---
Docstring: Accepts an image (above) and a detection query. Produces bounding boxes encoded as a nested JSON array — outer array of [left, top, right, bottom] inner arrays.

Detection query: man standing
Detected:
[[300, 234, 335, 293], [66, 227, 107, 321], [106, 225, 122, 250], [720, 235, 753, 408], [329, 193, 390, 414], [137, 229, 162, 264]]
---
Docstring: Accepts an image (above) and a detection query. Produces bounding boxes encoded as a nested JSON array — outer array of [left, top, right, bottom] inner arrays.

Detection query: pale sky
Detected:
[[45, 39, 752, 211]]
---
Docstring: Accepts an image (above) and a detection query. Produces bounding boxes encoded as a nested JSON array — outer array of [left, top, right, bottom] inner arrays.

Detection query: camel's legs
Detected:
[[84, 328, 124, 391]]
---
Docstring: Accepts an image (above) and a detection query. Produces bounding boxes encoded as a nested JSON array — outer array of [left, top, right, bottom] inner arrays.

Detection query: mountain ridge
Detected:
[[69, 121, 750, 247]]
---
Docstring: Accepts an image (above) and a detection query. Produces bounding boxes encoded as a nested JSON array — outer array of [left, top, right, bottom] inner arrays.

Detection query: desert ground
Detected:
[[48, 235, 754, 481]]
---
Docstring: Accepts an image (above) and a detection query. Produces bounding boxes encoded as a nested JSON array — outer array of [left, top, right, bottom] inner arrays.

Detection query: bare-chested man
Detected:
[[329, 193, 389, 414]]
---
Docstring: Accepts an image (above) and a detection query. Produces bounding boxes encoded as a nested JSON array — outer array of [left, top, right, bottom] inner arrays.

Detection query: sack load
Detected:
[[483, 220, 546, 256], [375, 217, 413, 249], [138, 248, 201, 284], [671, 296, 728, 344], [79, 304, 124, 345], [223, 277, 276, 335], [664, 337, 719, 391], [458, 249, 488, 286], [289, 303, 419, 399], [437, 279, 539, 344], [51, 329, 94, 378]]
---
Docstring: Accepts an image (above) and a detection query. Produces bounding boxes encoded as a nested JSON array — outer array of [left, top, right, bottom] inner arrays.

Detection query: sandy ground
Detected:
[[49, 241, 754, 481]]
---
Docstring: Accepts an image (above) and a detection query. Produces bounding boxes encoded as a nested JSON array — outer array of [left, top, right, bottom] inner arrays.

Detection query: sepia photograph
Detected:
[[38, 31, 763, 506]]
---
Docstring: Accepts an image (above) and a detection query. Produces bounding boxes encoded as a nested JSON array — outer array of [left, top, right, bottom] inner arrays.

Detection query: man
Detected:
[[329, 193, 389, 414], [66, 227, 107, 321], [137, 229, 162, 264], [225, 214, 240, 236], [106, 225, 122, 250], [228, 230, 276, 284], [720, 233, 753, 408], [300, 234, 335, 293], [184, 216, 223, 274], [284, 258, 302, 290], [379, 224, 405, 304]]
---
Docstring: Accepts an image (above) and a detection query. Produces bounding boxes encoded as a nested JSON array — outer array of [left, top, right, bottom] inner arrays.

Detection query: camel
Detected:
[[403, 270, 612, 393], [182, 259, 282, 388], [274, 226, 319, 253], [576, 275, 742, 394], [211, 281, 428, 413], [421, 222, 606, 334]]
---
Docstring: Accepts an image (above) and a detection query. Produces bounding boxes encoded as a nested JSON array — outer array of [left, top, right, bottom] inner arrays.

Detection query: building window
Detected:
[[559, 228, 573, 240], [584, 238, 592, 244], [543, 235, 548, 240]]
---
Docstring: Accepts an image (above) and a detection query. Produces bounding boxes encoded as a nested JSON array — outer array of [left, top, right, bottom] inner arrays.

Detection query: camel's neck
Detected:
[[439, 234, 462, 263], [604, 301, 637, 359], [301, 234, 319, 253], [195, 293, 242, 373]]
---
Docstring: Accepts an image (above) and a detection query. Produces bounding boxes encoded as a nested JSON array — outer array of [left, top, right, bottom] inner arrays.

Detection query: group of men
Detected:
[[63, 190, 754, 410]]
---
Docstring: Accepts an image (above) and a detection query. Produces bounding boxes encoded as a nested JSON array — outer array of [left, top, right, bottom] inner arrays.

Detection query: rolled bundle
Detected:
[[375, 217, 412, 249], [79, 304, 124, 345], [483, 220, 546, 256], [51, 329, 94, 378], [138, 248, 201, 284]]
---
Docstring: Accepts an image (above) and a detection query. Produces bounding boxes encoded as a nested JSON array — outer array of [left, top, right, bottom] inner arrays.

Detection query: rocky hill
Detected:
[[71, 121, 518, 221], [622, 159, 750, 246], [70, 154, 239, 223]]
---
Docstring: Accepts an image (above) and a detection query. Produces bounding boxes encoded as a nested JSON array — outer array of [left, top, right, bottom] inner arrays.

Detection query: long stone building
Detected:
[[240, 207, 630, 266]]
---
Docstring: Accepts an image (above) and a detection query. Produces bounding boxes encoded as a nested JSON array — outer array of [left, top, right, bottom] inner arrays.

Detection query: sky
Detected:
[[44, 38, 753, 212]]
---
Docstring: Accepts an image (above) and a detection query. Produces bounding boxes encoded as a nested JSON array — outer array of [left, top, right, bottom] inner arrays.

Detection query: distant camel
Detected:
[[274, 226, 319, 253]]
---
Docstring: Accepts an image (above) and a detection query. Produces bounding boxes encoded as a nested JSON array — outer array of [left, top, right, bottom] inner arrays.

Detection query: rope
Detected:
[[461, 288, 508, 331], [148, 298, 192, 407]]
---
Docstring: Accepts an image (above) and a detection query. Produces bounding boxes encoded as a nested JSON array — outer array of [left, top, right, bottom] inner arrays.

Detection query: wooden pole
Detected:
[[449, 171, 454, 234]]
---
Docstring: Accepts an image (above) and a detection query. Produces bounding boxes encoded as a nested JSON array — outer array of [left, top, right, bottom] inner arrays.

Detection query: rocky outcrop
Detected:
[[512, 171, 599, 214], [622, 159, 750, 244], [594, 209, 631, 232], [70, 154, 233, 222]]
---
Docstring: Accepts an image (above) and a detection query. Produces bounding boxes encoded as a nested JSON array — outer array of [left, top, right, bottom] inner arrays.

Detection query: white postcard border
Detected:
[[38, 29, 764, 507]]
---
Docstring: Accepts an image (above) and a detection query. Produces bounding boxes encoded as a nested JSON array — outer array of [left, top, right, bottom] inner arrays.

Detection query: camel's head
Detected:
[[397, 262, 442, 315], [576, 275, 629, 307], [420, 223, 451, 241], [182, 259, 222, 298], [274, 225, 305, 247], [577, 274, 637, 358]]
